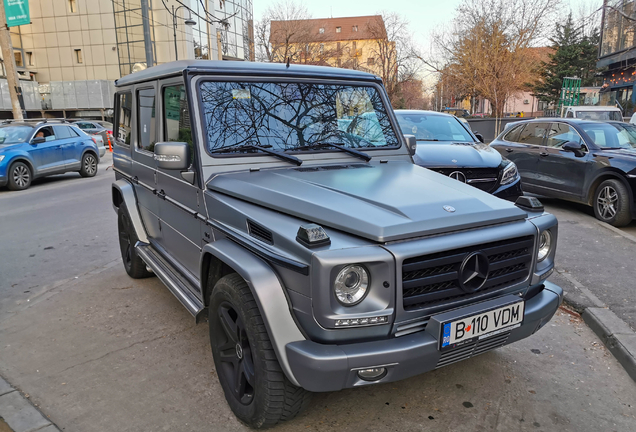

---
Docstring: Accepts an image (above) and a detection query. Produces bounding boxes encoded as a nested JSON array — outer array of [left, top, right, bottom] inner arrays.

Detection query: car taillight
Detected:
[[107, 130, 112, 135], [91, 137, 97, 144]]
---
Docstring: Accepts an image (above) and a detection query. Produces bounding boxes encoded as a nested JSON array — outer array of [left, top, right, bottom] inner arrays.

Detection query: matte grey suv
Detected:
[[111, 60, 563, 429]]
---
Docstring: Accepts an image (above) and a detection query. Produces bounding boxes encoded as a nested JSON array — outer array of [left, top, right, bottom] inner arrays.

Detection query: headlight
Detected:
[[537, 230, 552, 262], [0, 155, 4, 162], [500, 160, 518, 185], [334, 264, 369, 306]]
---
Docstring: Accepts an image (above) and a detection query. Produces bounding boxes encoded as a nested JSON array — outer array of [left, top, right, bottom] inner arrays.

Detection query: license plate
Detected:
[[440, 301, 525, 351]]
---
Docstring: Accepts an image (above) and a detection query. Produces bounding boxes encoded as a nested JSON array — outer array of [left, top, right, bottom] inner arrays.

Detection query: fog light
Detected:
[[357, 367, 387, 381]]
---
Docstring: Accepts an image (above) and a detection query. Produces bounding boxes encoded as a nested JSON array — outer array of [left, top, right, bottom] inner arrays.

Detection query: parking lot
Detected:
[[1, 152, 635, 431]]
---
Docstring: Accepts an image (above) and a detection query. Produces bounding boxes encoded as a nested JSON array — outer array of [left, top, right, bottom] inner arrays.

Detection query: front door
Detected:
[[156, 81, 204, 284], [534, 122, 591, 198], [28, 126, 66, 175]]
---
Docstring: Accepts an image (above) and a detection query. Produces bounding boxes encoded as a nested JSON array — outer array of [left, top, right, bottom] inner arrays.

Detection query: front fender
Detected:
[[202, 239, 306, 387], [112, 179, 148, 243]]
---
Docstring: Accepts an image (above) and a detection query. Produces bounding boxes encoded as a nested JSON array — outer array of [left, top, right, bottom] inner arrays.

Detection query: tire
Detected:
[[7, 161, 32, 191], [593, 179, 632, 227], [117, 203, 153, 279], [79, 152, 98, 177], [209, 274, 311, 429]]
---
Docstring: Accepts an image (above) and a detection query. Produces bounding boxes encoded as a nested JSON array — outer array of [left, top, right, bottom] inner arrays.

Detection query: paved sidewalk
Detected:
[[1, 264, 635, 432], [0, 376, 59, 432]]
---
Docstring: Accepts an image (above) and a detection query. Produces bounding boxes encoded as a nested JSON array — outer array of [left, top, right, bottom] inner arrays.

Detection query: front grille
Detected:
[[434, 167, 499, 192], [436, 330, 511, 368], [402, 236, 533, 310]]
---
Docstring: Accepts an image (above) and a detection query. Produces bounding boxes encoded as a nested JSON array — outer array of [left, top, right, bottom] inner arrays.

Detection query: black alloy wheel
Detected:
[[593, 179, 632, 227]]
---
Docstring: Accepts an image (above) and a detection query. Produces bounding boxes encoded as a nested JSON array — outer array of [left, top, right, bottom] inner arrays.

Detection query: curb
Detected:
[[0, 376, 60, 432], [581, 307, 636, 382]]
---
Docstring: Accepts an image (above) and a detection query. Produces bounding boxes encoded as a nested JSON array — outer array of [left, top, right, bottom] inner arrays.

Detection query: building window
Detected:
[[352, 25, 358, 32], [26, 51, 33, 66], [74, 49, 83, 64], [336, 26, 341, 33], [69, 0, 77, 13], [319, 43, 324, 54], [319, 27, 324, 34], [368, 57, 375, 65], [14, 51, 22, 67]]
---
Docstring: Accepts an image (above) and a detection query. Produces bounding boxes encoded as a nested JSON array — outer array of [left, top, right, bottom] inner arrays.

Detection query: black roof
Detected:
[[115, 60, 381, 87]]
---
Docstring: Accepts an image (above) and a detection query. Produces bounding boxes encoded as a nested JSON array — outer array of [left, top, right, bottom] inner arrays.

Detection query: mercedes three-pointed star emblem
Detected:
[[458, 252, 490, 293], [449, 171, 467, 183]]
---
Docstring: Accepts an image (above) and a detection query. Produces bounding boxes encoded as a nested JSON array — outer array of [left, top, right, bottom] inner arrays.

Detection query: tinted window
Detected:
[[138, 88, 157, 152], [54, 125, 72, 139], [503, 124, 523, 142], [114, 92, 132, 146], [199, 81, 399, 154], [395, 113, 474, 142], [163, 84, 192, 163], [517, 123, 548, 145], [546, 123, 582, 148]]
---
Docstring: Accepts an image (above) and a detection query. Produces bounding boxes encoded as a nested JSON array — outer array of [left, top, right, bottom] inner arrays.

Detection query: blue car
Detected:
[[0, 120, 100, 191]]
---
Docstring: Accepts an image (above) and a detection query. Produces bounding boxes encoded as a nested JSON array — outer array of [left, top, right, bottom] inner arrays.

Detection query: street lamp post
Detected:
[[171, 5, 197, 61]]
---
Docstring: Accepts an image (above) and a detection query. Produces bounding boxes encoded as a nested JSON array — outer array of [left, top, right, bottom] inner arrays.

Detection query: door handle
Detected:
[[539, 152, 549, 157], [505, 148, 513, 153]]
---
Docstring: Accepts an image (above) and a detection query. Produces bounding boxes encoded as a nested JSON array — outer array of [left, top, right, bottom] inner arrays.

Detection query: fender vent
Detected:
[[247, 220, 274, 245]]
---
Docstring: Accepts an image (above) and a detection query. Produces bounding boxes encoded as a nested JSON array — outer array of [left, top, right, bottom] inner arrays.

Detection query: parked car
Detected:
[[70, 119, 114, 150], [91, 133, 106, 157], [471, 112, 488, 118], [394, 110, 522, 201], [0, 119, 100, 191], [112, 60, 563, 428], [441, 108, 470, 118], [490, 118, 636, 226], [561, 105, 623, 121]]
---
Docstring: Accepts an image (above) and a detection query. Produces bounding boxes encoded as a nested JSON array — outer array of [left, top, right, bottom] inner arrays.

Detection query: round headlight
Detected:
[[537, 230, 552, 262], [334, 265, 369, 306]]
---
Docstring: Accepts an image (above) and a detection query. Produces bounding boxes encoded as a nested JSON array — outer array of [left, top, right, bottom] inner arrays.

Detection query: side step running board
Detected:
[[135, 242, 205, 321]]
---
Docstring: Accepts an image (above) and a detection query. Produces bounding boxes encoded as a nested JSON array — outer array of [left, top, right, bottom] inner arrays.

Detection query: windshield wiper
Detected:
[[301, 142, 371, 162], [211, 144, 302, 166]]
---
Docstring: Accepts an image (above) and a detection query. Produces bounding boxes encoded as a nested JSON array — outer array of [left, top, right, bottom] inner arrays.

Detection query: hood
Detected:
[[413, 142, 502, 168], [207, 161, 526, 242], [596, 148, 636, 159]]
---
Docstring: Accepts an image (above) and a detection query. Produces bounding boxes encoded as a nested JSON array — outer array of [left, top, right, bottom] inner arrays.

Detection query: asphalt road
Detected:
[[0, 158, 635, 431]]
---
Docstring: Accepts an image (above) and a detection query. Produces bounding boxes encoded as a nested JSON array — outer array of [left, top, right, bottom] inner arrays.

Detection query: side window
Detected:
[[163, 84, 192, 163], [137, 88, 157, 152], [35, 126, 55, 141], [114, 92, 132, 146], [68, 126, 80, 137], [53, 125, 72, 139], [517, 123, 548, 146], [546, 123, 582, 148], [76, 122, 91, 130], [503, 124, 522, 142], [566, 111, 574, 118]]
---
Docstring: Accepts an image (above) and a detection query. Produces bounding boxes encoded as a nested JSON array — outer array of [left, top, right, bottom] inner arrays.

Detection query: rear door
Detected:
[[498, 122, 549, 188], [533, 122, 591, 198], [54, 125, 83, 170]]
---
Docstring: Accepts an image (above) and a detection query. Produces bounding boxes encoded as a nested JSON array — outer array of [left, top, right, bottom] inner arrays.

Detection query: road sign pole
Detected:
[[0, 2, 24, 119]]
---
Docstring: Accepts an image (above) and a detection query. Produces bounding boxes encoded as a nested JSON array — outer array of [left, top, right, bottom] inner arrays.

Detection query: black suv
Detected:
[[491, 118, 636, 226], [395, 110, 522, 200]]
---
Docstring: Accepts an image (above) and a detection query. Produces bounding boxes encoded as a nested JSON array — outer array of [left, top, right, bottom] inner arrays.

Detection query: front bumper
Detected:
[[493, 177, 523, 201], [0, 175, 6, 187], [286, 281, 563, 392]]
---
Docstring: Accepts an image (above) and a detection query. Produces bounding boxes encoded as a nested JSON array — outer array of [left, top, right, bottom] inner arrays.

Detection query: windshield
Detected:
[[581, 123, 636, 149], [394, 113, 474, 142], [574, 110, 623, 121], [0, 125, 34, 145], [199, 81, 399, 154], [95, 121, 113, 129]]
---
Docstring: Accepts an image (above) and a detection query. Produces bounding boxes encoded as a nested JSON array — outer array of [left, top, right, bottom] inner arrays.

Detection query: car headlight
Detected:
[[0, 155, 4, 162], [537, 230, 552, 262], [500, 160, 518, 185], [334, 264, 369, 306]]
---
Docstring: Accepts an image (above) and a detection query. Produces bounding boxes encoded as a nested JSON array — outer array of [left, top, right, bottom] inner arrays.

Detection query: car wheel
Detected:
[[593, 179, 632, 227], [80, 152, 98, 177], [209, 274, 311, 429], [117, 203, 153, 279], [7, 161, 32, 191]]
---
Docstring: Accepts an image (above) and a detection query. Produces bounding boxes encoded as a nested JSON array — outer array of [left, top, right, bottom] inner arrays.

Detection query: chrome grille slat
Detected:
[[436, 331, 511, 368]]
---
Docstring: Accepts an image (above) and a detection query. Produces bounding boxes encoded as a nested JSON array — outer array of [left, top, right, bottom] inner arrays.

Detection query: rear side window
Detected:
[[114, 92, 132, 146], [137, 88, 157, 152], [517, 123, 549, 145], [68, 126, 80, 137], [54, 125, 72, 139], [163, 84, 192, 163], [503, 124, 523, 142]]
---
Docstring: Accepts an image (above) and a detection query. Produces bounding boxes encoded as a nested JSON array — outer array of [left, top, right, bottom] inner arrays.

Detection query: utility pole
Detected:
[[0, 3, 24, 120], [140, 0, 154, 67]]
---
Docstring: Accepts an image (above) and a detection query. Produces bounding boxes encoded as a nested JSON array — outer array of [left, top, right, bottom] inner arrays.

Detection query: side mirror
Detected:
[[562, 141, 584, 156], [154, 142, 190, 170], [474, 132, 484, 143], [31, 136, 45, 144], [403, 134, 417, 156]]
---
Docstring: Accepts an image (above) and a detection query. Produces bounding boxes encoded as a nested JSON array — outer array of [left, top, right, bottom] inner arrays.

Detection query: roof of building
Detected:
[[114, 60, 380, 87], [269, 15, 386, 44]]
